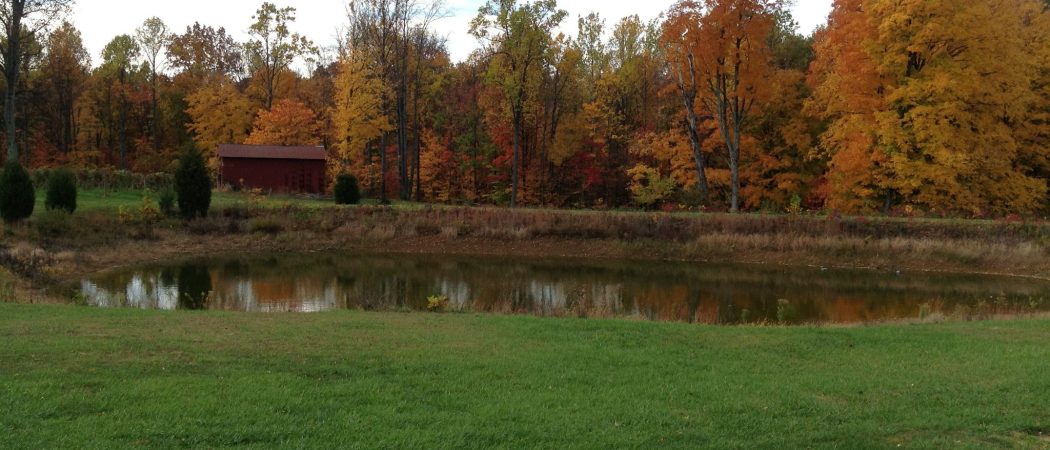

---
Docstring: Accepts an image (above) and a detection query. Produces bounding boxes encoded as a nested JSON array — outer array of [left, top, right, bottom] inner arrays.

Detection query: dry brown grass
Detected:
[[3, 204, 1050, 287]]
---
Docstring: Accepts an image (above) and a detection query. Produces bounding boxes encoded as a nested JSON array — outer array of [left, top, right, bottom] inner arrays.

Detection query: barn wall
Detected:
[[220, 158, 327, 194]]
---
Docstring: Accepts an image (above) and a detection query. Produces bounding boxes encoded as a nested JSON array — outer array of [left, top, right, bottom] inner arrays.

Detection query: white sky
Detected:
[[71, 0, 833, 67]]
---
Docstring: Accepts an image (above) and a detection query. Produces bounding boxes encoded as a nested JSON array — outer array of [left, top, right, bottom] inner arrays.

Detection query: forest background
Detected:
[[2, 0, 1049, 217]]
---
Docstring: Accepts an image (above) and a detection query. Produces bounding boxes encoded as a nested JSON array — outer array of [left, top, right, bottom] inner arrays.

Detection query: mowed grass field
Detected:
[[31, 189, 336, 214], [33, 188, 1038, 226], [1, 304, 1048, 449]]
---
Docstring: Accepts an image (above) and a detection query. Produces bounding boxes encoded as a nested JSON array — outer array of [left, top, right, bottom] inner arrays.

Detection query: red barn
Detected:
[[218, 144, 328, 194]]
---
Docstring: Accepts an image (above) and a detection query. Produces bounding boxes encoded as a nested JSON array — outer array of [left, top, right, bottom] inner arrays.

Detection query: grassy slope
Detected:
[[1, 304, 1048, 449]]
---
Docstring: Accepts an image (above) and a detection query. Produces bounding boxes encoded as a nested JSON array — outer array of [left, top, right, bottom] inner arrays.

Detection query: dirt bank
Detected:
[[3, 205, 1050, 302]]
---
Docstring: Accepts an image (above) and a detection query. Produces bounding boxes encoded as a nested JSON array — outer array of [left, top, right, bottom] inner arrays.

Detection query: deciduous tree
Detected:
[[167, 22, 243, 85], [135, 17, 171, 146], [1, 0, 72, 162], [691, 0, 782, 212], [663, 2, 712, 200], [331, 54, 391, 176], [804, 0, 887, 213], [868, 0, 1046, 214], [99, 35, 140, 169], [245, 98, 322, 146], [471, 0, 566, 207], [186, 83, 257, 169], [245, 2, 315, 109], [40, 21, 89, 154]]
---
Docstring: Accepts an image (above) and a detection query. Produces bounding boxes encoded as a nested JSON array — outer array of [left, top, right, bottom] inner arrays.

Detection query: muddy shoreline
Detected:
[[49, 232, 1050, 283], [4, 206, 1050, 304]]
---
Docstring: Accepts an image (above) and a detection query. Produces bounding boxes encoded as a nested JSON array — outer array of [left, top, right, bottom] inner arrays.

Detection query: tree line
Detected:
[[2, 0, 1049, 216]]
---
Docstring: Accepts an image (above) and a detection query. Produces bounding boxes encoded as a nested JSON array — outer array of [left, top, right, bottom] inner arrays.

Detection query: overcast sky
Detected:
[[71, 0, 833, 67]]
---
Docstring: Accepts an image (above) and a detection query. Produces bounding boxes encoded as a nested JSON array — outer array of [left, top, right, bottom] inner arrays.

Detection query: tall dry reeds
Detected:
[[6, 204, 1050, 282]]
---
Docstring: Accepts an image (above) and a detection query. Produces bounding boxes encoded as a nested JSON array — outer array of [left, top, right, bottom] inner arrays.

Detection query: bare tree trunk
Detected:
[[472, 108, 481, 202], [397, 79, 409, 200], [412, 87, 421, 202], [675, 53, 710, 201], [265, 51, 276, 110], [714, 101, 742, 213], [18, 92, 29, 163], [412, 38, 423, 202], [395, 1, 411, 201], [728, 39, 747, 213], [3, 87, 17, 164], [713, 100, 736, 213], [511, 109, 522, 208], [151, 69, 160, 146], [380, 133, 389, 203], [395, 34, 408, 200], [3, 0, 25, 164], [729, 137, 740, 213], [58, 76, 74, 153], [119, 90, 128, 170], [366, 142, 376, 196]]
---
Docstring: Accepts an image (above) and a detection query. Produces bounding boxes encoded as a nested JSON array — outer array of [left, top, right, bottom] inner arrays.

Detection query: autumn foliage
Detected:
[[245, 99, 322, 147], [2, 0, 1049, 216]]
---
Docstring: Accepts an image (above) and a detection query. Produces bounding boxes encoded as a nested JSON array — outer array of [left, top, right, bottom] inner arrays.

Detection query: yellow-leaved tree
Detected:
[[868, 0, 1047, 214], [627, 164, 676, 208], [186, 83, 259, 171], [1018, 1, 1050, 211], [331, 54, 392, 189], [807, 0, 1050, 215]]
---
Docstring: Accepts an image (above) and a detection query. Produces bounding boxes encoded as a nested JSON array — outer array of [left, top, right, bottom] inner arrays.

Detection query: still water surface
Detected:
[[77, 253, 1050, 325]]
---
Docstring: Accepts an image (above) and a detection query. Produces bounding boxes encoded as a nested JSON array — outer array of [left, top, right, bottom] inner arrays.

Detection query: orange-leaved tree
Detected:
[[662, 1, 714, 200], [245, 99, 322, 147], [739, 9, 820, 211], [803, 0, 888, 213], [686, 0, 782, 212]]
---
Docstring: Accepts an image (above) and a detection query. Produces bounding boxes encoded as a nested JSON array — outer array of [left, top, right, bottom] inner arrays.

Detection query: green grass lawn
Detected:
[[30, 189, 437, 217], [27, 187, 1047, 228], [1, 304, 1048, 449], [31, 189, 337, 215]]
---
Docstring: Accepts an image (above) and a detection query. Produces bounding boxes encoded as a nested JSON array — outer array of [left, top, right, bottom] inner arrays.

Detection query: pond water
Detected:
[[74, 253, 1050, 325]]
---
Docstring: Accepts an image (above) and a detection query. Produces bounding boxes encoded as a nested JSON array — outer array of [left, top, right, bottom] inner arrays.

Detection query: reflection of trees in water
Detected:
[[336, 275, 358, 309], [79, 253, 1050, 323], [177, 265, 212, 310]]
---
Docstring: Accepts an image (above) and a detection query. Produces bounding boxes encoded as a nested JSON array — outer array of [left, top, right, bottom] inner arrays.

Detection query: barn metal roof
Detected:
[[218, 144, 327, 160]]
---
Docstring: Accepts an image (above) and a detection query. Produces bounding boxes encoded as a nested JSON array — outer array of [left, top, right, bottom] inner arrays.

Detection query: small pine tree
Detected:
[[158, 189, 176, 217], [175, 146, 212, 219], [334, 173, 361, 205], [0, 162, 36, 223], [45, 168, 78, 213]]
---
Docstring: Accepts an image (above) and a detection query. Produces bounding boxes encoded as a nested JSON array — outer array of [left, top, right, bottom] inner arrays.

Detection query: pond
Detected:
[[74, 253, 1050, 325]]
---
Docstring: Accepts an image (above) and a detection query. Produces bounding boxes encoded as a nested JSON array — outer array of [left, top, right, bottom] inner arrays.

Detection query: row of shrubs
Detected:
[[31, 168, 173, 192], [1, 149, 213, 224], [28, 172, 361, 242]]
